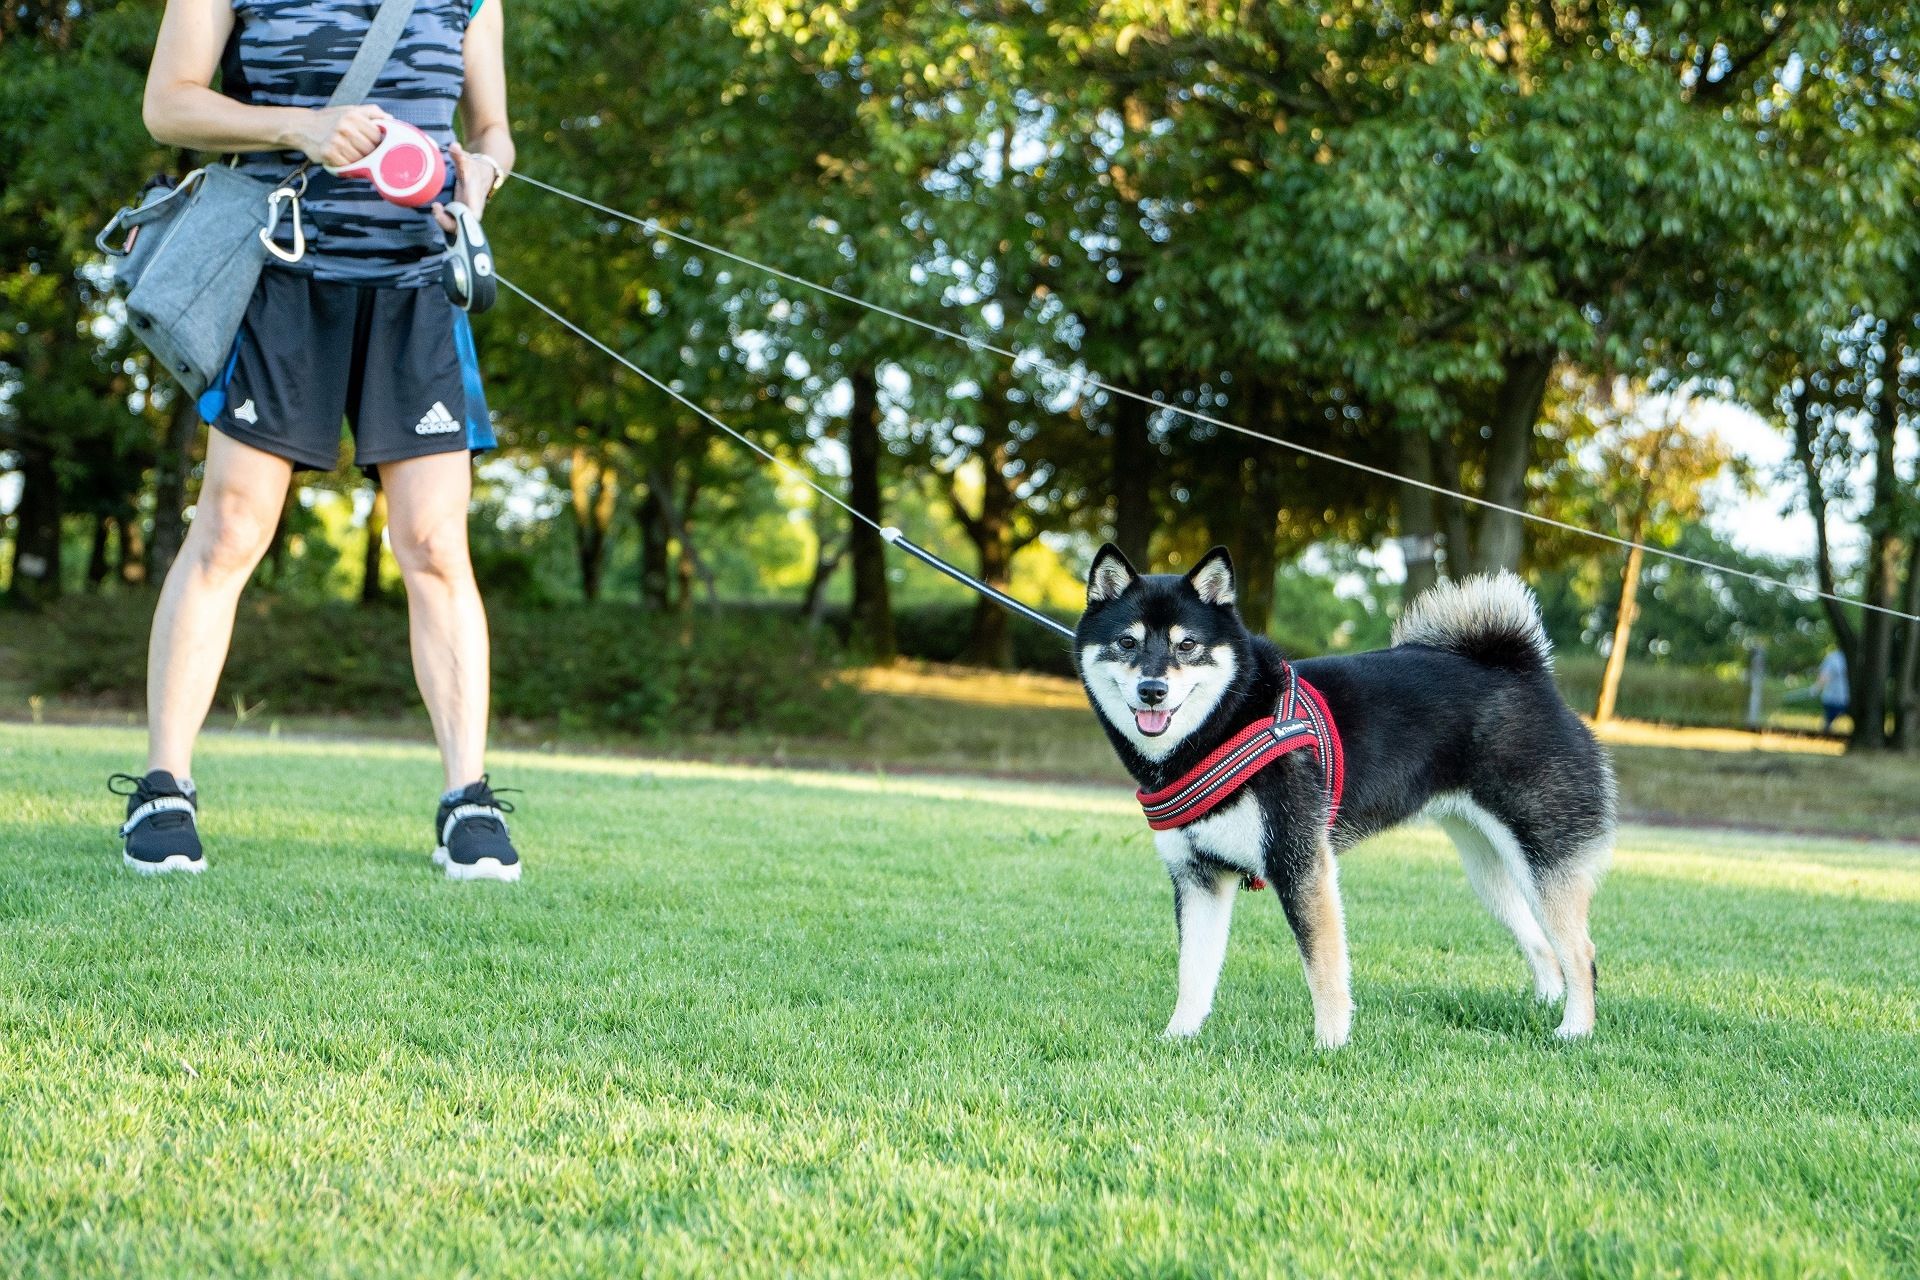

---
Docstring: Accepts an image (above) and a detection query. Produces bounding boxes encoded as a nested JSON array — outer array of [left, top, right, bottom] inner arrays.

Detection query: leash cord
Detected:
[[496, 273, 1076, 641], [505, 169, 1920, 628]]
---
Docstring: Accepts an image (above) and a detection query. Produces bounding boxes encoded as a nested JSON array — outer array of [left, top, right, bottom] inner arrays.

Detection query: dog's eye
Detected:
[[1176, 638, 1198, 654], [1116, 635, 1138, 651]]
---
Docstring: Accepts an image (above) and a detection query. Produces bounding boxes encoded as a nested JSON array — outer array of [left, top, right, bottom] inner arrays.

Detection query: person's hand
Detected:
[[288, 105, 391, 167], [432, 142, 497, 232]]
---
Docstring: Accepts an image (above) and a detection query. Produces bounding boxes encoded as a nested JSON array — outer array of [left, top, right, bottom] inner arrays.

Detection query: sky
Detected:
[[1693, 397, 1824, 561]]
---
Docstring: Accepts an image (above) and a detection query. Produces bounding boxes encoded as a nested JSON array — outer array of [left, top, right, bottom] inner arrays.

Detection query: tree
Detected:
[[1577, 388, 1738, 723]]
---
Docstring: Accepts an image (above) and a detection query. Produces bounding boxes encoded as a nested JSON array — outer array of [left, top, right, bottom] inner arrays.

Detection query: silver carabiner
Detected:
[[259, 182, 307, 264]]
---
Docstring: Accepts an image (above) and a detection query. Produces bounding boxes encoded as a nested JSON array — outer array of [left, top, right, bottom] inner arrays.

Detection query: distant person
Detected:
[[1812, 648, 1850, 734], [110, 0, 522, 881]]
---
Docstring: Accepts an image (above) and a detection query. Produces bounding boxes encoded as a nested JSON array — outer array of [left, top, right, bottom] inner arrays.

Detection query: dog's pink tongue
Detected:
[[1134, 708, 1172, 736]]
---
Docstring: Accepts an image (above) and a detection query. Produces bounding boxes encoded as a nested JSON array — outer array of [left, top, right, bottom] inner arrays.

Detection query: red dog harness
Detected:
[[1135, 664, 1345, 889]]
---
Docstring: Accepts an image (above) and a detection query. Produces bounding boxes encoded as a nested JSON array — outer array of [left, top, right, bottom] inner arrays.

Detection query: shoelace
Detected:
[[464, 774, 519, 815], [447, 775, 517, 835]]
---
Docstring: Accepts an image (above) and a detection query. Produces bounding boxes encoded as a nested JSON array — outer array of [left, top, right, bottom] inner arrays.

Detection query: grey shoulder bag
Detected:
[[95, 0, 418, 397]]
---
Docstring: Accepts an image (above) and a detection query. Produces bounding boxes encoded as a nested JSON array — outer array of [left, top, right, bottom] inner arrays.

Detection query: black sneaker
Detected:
[[109, 770, 204, 875], [433, 776, 521, 882]]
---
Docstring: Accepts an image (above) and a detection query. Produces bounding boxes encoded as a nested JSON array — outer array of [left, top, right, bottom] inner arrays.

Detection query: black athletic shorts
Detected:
[[199, 269, 495, 474]]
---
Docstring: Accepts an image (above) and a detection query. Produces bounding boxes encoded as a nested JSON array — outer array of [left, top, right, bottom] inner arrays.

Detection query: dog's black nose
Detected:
[[1137, 679, 1169, 706]]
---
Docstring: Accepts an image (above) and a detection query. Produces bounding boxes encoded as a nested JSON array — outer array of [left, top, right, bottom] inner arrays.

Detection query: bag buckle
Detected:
[[259, 179, 308, 264], [96, 208, 133, 257]]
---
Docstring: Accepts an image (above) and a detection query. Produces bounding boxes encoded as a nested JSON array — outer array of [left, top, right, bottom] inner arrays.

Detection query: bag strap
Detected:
[[325, 0, 421, 109]]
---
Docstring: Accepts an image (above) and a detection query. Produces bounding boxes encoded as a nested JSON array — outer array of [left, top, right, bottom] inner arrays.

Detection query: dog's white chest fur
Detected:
[[1152, 792, 1267, 876]]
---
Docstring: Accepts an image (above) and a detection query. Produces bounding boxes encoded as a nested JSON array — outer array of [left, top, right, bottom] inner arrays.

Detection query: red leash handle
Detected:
[[327, 120, 446, 208]]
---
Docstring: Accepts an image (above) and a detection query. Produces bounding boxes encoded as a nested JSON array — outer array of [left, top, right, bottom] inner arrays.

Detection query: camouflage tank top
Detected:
[[221, 0, 482, 287]]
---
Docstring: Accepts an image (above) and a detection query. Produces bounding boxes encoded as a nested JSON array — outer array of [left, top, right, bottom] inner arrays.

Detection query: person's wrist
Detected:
[[273, 107, 317, 157], [471, 151, 507, 196]]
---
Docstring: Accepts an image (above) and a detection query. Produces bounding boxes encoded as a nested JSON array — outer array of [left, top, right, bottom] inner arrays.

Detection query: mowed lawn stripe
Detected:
[[1, 724, 1915, 1278]]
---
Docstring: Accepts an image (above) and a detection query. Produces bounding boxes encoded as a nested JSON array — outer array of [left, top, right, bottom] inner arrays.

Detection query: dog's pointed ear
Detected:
[[1185, 546, 1236, 606], [1086, 542, 1140, 605]]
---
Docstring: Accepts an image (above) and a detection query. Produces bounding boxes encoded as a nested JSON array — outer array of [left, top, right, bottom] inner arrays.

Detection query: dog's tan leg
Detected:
[[1536, 861, 1600, 1039], [1164, 868, 1239, 1038], [1278, 839, 1352, 1049]]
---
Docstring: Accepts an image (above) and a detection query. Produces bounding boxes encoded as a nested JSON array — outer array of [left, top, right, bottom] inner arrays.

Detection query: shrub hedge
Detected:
[[10, 596, 1792, 736], [16, 596, 862, 738]]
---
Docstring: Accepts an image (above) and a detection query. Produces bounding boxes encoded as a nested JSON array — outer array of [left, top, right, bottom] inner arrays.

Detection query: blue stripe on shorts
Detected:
[[451, 309, 495, 451]]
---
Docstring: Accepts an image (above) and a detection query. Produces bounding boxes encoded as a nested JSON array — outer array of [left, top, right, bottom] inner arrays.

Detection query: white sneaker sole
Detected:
[[123, 851, 206, 875], [433, 846, 521, 882]]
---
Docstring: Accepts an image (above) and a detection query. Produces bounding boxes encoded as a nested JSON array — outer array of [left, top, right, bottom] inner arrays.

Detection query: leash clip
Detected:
[[259, 178, 307, 264], [441, 201, 495, 313]]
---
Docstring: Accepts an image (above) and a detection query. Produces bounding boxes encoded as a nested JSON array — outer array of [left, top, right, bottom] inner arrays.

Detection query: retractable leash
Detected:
[[325, 123, 495, 313], [506, 170, 1920, 629], [497, 272, 1074, 641], [327, 118, 446, 208], [440, 201, 496, 313]]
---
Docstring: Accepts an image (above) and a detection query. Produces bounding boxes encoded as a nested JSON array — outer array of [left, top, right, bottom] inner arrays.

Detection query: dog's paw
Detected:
[[1313, 1024, 1351, 1050], [1313, 1006, 1353, 1050], [1162, 1012, 1207, 1039], [1552, 1018, 1594, 1041]]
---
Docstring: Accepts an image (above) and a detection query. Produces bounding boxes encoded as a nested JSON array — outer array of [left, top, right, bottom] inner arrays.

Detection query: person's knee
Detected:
[[185, 493, 276, 580], [392, 515, 472, 585]]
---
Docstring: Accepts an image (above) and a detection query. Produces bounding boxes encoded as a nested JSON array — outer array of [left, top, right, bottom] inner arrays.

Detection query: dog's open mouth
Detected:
[[1133, 707, 1174, 736]]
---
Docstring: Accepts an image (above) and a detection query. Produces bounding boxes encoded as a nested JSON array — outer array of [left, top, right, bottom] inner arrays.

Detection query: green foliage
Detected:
[[17, 596, 860, 737], [5, 0, 1912, 718]]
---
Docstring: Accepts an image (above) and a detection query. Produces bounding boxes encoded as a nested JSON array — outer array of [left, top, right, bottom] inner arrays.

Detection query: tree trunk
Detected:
[[262, 509, 289, 586], [1850, 328, 1905, 752], [86, 517, 113, 589], [1789, 383, 1859, 665], [1111, 390, 1154, 567], [361, 489, 388, 604], [802, 534, 847, 628], [1891, 540, 1920, 752], [957, 414, 1019, 670], [963, 519, 1015, 669], [148, 394, 199, 581], [1853, 531, 1899, 750], [846, 365, 896, 661], [1237, 448, 1283, 636], [568, 444, 618, 603], [1431, 433, 1474, 577], [1398, 429, 1440, 600], [637, 486, 671, 610], [7, 445, 63, 606], [1594, 542, 1645, 724], [1472, 348, 1553, 573], [1594, 412, 1683, 724]]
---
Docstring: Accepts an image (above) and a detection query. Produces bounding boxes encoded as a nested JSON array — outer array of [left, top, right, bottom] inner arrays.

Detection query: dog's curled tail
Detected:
[[1392, 571, 1553, 672]]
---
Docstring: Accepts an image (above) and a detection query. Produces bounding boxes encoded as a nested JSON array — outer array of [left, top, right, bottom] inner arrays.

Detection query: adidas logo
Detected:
[[234, 399, 258, 424], [414, 401, 460, 435]]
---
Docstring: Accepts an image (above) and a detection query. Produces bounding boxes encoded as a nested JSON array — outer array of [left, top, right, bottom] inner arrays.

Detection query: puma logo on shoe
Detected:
[[414, 401, 461, 435], [234, 399, 258, 424]]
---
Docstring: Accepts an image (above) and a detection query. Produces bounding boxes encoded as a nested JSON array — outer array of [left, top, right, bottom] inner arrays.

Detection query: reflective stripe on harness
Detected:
[[1135, 663, 1345, 834]]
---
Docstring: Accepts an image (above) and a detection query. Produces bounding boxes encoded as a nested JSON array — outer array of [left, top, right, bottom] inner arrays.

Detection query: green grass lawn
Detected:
[[3, 723, 1917, 1278]]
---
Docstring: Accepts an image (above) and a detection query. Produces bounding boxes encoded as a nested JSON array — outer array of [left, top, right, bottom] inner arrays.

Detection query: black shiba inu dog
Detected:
[[1075, 545, 1614, 1047]]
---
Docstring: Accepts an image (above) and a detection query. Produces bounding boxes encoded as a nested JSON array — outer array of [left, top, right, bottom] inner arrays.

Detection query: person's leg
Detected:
[[380, 450, 487, 791], [146, 431, 294, 776]]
